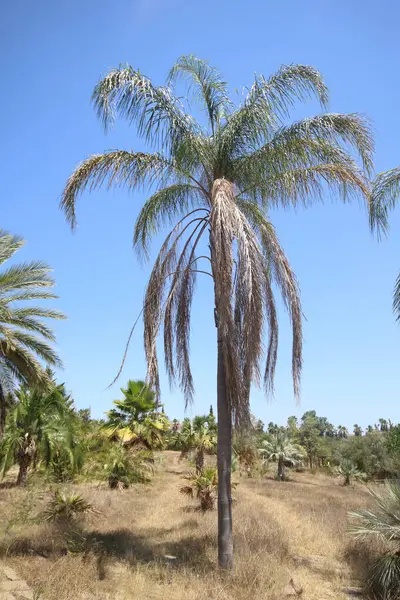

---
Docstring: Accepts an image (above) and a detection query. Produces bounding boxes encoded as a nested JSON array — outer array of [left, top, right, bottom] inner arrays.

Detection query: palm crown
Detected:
[[61, 56, 374, 423], [0, 231, 65, 437]]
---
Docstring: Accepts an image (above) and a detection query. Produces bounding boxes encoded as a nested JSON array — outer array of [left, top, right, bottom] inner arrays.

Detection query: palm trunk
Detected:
[[196, 448, 204, 473], [17, 453, 31, 487], [217, 329, 234, 570], [0, 383, 6, 442], [277, 456, 285, 481]]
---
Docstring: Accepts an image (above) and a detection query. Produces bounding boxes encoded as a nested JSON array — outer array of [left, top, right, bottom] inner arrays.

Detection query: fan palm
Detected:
[[61, 55, 374, 568], [349, 480, 400, 598], [0, 230, 64, 439], [0, 382, 76, 486], [104, 379, 169, 449], [259, 432, 305, 480], [335, 458, 365, 485], [179, 421, 216, 473]]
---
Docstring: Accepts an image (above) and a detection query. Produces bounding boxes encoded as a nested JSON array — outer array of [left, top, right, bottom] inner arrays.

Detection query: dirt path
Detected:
[[0, 563, 33, 600]]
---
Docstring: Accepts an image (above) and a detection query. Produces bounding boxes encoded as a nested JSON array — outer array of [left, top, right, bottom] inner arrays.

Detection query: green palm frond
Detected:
[[91, 64, 200, 150], [168, 55, 232, 133]]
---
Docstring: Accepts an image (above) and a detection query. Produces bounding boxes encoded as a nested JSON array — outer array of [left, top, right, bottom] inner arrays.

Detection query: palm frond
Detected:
[[133, 184, 207, 257], [168, 55, 231, 133], [91, 64, 200, 152]]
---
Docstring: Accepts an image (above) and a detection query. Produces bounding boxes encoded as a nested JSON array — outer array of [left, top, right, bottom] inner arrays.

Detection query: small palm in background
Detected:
[[104, 443, 153, 489], [335, 459, 365, 486], [259, 433, 305, 480], [349, 480, 400, 598], [180, 467, 218, 511]]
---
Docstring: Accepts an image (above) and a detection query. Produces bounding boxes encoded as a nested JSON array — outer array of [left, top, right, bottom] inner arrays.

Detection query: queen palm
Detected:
[[0, 231, 64, 440], [61, 55, 373, 568]]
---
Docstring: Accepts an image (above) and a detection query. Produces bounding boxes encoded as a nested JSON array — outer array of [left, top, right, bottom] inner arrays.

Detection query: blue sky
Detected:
[[1, 0, 400, 429]]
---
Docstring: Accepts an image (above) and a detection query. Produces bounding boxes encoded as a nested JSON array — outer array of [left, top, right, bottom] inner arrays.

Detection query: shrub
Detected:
[[180, 467, 218, 511]]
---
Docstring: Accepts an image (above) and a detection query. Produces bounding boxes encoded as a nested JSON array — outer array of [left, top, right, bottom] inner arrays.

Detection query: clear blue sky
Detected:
[[1, 0, 400, 429]]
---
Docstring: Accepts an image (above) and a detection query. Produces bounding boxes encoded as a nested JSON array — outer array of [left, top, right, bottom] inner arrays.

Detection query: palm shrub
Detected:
[[104, 443, 153, 488], [180, 467, 218, 511], [0, 231, 65, 440], [0, 382, 77, 486], [62, 55, 374, 568], [349, 480, 400, 598], [232, 430, 259, 476], [43, 490, 96, 524], [178, 421, 216, 473], [335, 459, 365, 486], [259, 432, 305, 480]]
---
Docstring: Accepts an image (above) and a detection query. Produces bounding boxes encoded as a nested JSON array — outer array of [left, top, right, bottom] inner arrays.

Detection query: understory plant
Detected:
[[349, 480, 400, 598], [180, 467, 218, 511], [104, 443, 153, 489]]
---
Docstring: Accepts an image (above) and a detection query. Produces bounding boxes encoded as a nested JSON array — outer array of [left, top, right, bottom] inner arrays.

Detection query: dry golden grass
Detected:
[[0, 452, 374, 600]]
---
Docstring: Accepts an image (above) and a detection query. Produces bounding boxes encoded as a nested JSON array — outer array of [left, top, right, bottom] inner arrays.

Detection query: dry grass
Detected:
[[0, 452, 374, 600]]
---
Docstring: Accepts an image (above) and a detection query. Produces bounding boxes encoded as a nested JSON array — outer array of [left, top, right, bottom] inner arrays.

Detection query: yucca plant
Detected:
[[62, 55, 375, 568], [42, 490, 96, 524], [335, 459, 365, 486], [349, 480, 400, 598], [180, 467, 218, 511]]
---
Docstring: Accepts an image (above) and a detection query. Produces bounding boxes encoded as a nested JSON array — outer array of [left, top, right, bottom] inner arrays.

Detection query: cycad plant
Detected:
[[349, 480, 400, 598], [0, 231, 64, 439], [61, 55, 374, 568], [259, 433, 305, 480]]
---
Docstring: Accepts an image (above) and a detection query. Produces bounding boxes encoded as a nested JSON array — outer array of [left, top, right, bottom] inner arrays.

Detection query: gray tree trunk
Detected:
[[217, 329, 234, 569]]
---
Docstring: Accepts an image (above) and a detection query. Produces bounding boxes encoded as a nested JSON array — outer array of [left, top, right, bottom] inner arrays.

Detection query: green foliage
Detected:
[[259, 432, 305, 480], [104, 380, 169, 449], [42, 490, 96, 524], [180, 467, 218, 511], [334, 459, 365, 486], [233, 430, 259, 476], [0, 379, 78, 485], [349, 480, 400, 598], [103, 443, 153, 488], [0, 231, 65, 439]]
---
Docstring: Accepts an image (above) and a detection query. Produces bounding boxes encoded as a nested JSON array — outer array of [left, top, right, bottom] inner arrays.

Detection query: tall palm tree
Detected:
[[0, 231, 65, 440], [259, 432, 305, 480], [61, 56, 373, 568]]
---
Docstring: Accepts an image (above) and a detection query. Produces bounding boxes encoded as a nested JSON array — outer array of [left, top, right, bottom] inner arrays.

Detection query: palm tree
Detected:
[[0, 382, 75, 485], [370, 166, 400, 319], [259, 432, 305, 480], [335, 458, 365, 485], [179, 420, 216, 472], [349, 480, 400, 598], [0, 230, 64, 440], [353, 424, 363, 437], [180, 466, 218, 511], [104, 379, 169, 449], [61, 56, 373, 568]]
